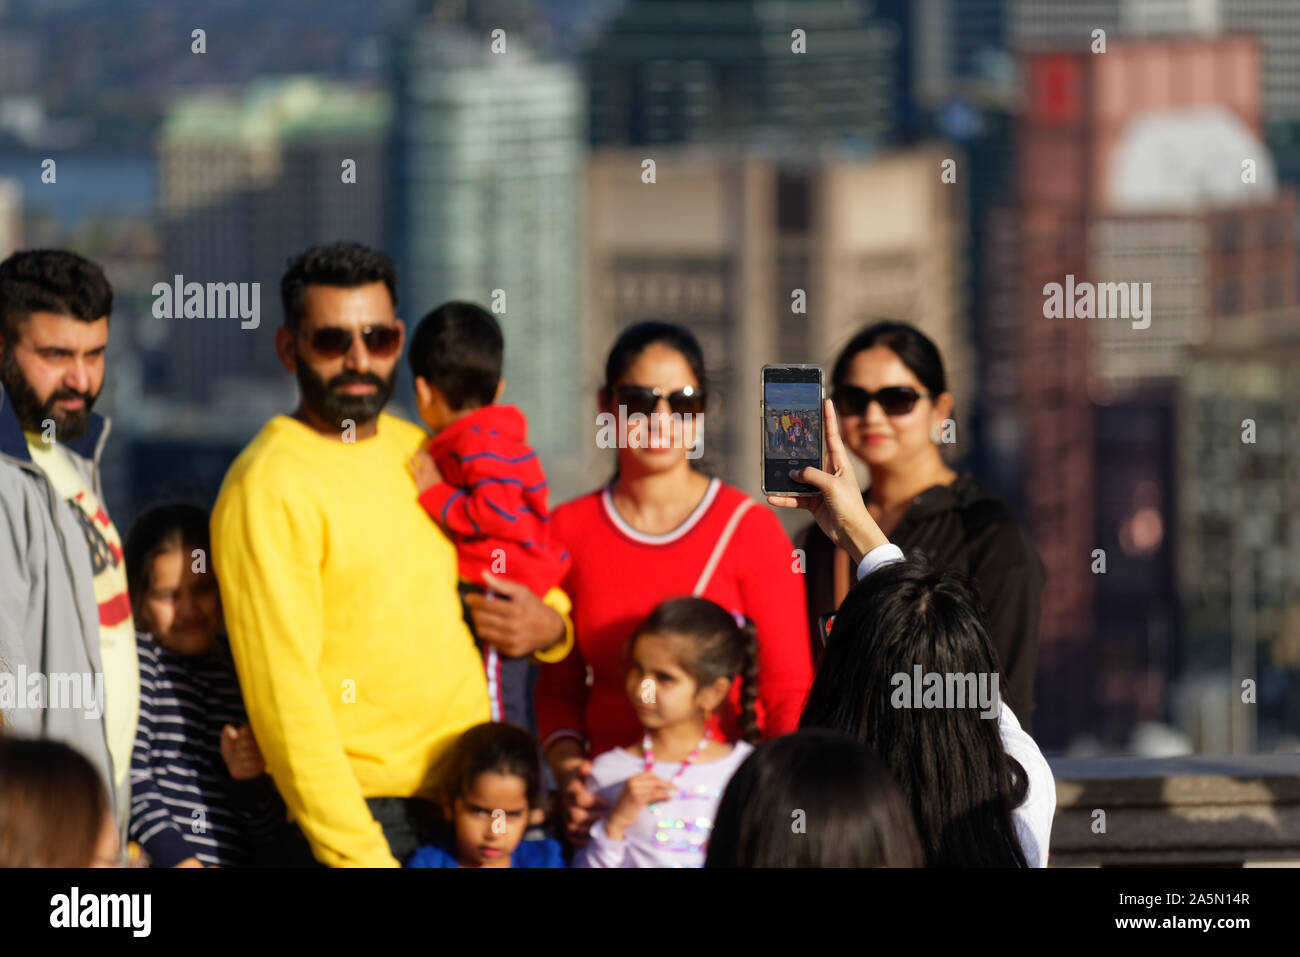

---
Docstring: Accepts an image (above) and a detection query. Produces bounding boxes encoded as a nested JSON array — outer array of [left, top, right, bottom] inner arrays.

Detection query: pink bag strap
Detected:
[[692, 498, 757, 596]]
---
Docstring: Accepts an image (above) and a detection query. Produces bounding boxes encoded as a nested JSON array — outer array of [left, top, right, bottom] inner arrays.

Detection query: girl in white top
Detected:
[[769, 398, 1056, 867], [577, 597, 759, 868]]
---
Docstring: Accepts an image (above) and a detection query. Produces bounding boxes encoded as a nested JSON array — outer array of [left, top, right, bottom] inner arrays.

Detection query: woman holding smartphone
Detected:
[[536, 321, 813, 845], [798, 321, 1045, 730], [770, 397, 1056, 867]]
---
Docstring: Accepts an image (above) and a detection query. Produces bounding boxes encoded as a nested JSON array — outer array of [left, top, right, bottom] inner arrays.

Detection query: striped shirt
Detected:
[[129, 632, 283, 867]]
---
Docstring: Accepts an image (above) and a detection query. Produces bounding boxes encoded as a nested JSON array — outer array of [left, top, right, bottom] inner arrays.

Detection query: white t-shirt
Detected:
[[26, 433, 138, 824], [1000, 702, 1056, 867], [577, 740, 755, 868]]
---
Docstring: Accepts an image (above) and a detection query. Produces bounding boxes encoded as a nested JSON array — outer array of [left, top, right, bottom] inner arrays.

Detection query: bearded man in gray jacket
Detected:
[[0, 249, 137, 836]]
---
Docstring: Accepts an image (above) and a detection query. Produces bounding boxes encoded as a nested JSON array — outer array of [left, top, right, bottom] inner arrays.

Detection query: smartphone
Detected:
[[760, 364, 824, 496]]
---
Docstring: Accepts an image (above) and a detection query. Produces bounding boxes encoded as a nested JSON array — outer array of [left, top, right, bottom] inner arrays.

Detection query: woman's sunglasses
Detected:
[[302, 324, 401, 359], [833, 385, 933, 417], [613, 384, 706, 417]]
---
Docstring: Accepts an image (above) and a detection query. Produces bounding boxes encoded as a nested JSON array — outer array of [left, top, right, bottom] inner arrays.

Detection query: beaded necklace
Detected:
[[642, 728, 711, 814]]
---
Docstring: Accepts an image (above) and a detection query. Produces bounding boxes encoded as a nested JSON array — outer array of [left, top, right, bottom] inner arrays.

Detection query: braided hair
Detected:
[[634, 597, 761, 744]]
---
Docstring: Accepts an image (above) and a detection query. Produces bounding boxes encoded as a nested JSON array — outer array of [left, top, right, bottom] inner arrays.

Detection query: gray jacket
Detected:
[[0, 382, 123, 823]]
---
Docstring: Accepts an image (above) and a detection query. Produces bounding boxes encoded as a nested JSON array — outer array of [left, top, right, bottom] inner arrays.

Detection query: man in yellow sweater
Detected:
[[212, 242, 571, 867]]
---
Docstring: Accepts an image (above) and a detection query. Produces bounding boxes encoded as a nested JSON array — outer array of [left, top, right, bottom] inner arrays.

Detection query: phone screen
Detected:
[[762, 367, 823, 494]]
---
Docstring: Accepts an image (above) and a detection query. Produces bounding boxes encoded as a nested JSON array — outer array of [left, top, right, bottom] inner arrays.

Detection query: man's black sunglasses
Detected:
[[301, 324, 401, 359], [833, 385, 934, 417], [614, 384, 706, 417]]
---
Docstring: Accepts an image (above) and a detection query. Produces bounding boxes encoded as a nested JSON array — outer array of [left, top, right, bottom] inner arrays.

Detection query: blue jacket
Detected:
[[406, 837, 565, 868]]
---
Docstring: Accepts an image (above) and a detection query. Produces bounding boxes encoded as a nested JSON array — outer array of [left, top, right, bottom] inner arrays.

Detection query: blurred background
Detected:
[[1, 0, 1297, 758]]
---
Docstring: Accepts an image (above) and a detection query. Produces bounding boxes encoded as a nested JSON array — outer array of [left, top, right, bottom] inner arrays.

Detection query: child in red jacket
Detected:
[[407, 302, 572, 731]]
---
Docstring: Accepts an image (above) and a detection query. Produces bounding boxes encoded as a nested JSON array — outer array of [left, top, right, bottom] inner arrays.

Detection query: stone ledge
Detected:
[[1049, 754, 1300, 866]]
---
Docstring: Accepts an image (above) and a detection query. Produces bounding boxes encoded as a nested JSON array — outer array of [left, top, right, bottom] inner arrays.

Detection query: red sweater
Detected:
[[536, 478, 813, 757], [417, 404, 569, 598]]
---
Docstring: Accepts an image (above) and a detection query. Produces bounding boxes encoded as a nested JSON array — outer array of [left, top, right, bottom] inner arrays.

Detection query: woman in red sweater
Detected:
[[537, 321, 813, 843]]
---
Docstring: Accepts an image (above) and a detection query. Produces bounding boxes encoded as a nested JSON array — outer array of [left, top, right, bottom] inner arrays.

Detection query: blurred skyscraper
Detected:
[[0, 26, 39, 97], [1010, 0, 1300, 187], [905, 0, 1023, 502], [1178, 330, 1300, 751], [1009, 0, 1218, 46], [157, 76, 391, 413], [389, 20, 585, 499], [584, 0, 906, 153], [914, 0, 1015, 110], [0, 177, 19, 257]]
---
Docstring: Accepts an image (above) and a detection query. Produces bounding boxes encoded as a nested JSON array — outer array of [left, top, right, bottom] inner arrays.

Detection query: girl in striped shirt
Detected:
[[125, 502, 283, 867]]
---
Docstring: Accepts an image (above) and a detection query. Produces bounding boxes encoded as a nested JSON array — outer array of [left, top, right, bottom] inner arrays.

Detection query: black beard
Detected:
[[294, 355, 395, 430], [0, 347, 98, 441]]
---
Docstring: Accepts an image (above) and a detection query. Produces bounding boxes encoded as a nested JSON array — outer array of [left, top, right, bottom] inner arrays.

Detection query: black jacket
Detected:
[[798, 472, 1045, 731]]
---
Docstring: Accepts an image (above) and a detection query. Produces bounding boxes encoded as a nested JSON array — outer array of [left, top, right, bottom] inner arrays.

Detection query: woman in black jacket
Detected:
[[799, 321, 1046, 730]]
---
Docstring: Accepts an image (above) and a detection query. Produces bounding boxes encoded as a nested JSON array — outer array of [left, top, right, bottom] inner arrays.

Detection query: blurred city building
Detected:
[[995, 33, 1299, 749], [1178, 330, 1300, 752], [0, 177, 19, 257], [1011, 0, 1300, 194], [584, 0, 906, 152], [907, 0, 1022, 503], [390, 20, 586, 499], [914, 0, 1017, 111], [157, 76, 390, 409]]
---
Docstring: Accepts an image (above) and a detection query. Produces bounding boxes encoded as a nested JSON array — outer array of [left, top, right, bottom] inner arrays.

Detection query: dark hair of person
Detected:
[[280, 241, 397, 331], [0, 249, 113, 340], [435, 722, 542, 810], [704, 729, 924, 868], [0, 736, 109, 867], [830, 320, 947, 398], [632, 597, 760, 745], [799, 554, 1031, 867], [123, 501, 211, 622], [600, 320, 708, 407], [407, 301, 503, 410]]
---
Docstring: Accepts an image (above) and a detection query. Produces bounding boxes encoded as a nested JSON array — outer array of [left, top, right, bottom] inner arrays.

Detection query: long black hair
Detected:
[[799, 554, 1030, 867], [633, 597, 760, 744], [704, 730, 924, 868], [601, 320, 708, 408]]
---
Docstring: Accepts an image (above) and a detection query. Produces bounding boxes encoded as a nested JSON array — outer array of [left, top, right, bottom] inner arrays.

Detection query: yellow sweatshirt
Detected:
[[211, 413, 491, 867]]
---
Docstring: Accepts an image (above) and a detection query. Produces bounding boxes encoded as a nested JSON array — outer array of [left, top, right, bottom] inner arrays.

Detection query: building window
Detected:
[[1217, 279, 1241, 315], [1216, 219, 1242, 253], [1263, 275, 1284, 308], [776, 170, 811, 234]]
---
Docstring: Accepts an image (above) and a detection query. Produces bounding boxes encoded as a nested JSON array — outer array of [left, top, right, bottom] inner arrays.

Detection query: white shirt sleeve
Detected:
[[577, 817, 635, 868], [855, 543, 905, 580], [998, 702, 1056, 867], [572, 760, 633, 868]]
